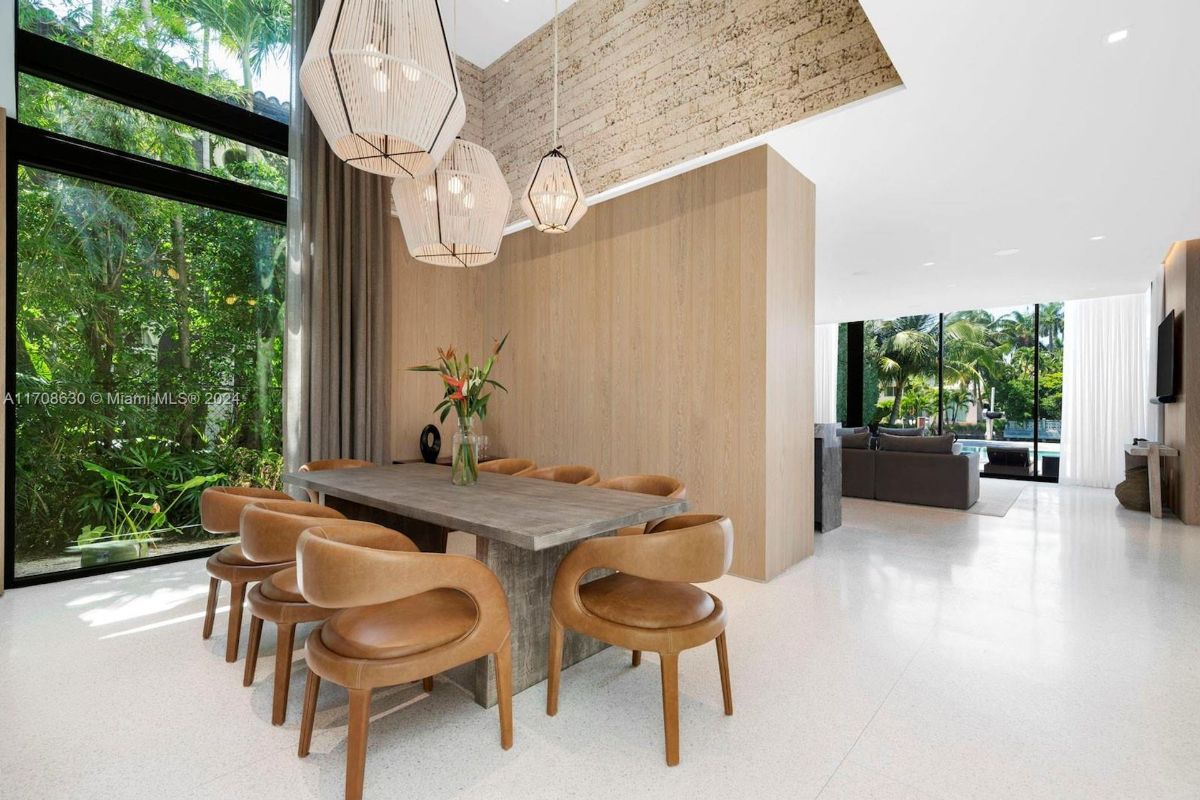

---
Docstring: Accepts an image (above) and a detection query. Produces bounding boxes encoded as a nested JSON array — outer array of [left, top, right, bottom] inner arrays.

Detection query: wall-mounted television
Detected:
[[1154, 310, 1177, 404]]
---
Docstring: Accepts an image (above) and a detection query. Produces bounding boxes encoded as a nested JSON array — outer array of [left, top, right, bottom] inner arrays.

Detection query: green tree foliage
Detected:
[[14, 0, 291, 563], [861, 305, 1065, 433]]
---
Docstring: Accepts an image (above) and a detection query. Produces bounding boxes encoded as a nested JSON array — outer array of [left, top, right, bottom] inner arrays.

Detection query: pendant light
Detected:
[[392, 137, 511, 267], [299, 0, 465, 178], [520, 0, 588, 233]]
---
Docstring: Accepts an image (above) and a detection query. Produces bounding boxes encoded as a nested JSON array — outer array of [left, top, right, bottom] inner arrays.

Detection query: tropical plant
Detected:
[[76, 462, 224, 547], [870, 315, 939, 423]]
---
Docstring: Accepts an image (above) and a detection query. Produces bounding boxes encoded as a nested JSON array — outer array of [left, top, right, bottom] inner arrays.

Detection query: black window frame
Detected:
[[4, 24, 291, 589]]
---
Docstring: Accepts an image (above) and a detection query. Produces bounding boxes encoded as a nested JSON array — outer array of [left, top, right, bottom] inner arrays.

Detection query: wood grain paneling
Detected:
[[764, 147, 816, 574], [1162, 240, 1200, 525], [389, 230, 483, 462], [391, 146, 817, 579]]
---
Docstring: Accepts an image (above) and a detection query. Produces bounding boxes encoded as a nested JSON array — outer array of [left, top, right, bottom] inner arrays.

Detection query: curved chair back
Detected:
[[200, 486, 292, 534], [297, 524, 509, 636], [478, 458, 537, 476], [238, 499, 346, 564], [299, 458, 374, 502], [525, 465, 600, 485], [595, 474, 686, 500], [644, 514, 734, 583]]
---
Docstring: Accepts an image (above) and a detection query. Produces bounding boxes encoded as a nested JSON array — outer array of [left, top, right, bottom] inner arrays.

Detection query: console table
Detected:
[[1125, 442, 1179, 519]]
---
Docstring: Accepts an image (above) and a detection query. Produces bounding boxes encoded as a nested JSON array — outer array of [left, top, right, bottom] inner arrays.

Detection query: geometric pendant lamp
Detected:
[[392, 138, 512, 267], [520, 0, 587, 232], [299, 0, 465, 178]]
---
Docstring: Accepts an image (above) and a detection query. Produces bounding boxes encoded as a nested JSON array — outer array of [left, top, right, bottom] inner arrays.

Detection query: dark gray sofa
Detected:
[[837, 429, 980, 510]]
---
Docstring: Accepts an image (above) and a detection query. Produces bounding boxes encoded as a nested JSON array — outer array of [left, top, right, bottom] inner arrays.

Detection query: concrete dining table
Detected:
[[284, 463, 689, 707]]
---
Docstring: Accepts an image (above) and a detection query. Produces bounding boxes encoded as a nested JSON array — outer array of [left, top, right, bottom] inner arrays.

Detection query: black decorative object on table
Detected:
[[419, 425, 441, 464]]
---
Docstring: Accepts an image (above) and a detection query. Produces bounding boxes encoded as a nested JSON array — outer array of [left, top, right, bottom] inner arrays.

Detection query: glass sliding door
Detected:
[[866, 315, 940, 430], [1037, 303, 1065, 479]]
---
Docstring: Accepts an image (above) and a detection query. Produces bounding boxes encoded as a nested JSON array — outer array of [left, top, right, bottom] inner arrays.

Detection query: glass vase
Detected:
[[452, 418, 480, 486]]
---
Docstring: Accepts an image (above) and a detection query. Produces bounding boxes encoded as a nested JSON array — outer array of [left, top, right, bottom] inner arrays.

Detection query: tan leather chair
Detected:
[[298, 458, 374, 503], [296, 523, 514, 800], [239, 499, 348, 724], [595, 474, 687, 537], [525, 464, 600, 485], [200, 486, 293, 661], [547, 514, 734, 766], [478, 457, 537, 476]]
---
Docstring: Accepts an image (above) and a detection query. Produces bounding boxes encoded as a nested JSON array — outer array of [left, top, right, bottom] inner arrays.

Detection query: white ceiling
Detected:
[[439, 0, 579, 68], [768, 0, 1200, 323]]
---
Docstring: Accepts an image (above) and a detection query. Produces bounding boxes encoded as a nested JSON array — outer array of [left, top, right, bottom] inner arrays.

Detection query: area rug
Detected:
[[965, 481, 1027, 517]]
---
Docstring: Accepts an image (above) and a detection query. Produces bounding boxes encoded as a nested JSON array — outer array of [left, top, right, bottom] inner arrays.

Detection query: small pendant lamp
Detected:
[[520, 0, 587, 233], [299, 0, 465, 178], [392, 137, 511, 267]]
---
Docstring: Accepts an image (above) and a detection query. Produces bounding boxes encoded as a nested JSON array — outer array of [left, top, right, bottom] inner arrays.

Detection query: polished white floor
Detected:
[[3, 482, 1200, 799]]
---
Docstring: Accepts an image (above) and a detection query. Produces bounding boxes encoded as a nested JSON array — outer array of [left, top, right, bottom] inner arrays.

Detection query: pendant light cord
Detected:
[[552, 0, 559, 149]]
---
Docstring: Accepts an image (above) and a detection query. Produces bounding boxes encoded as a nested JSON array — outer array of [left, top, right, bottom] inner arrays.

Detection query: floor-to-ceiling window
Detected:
[[835, 303, 1065, 481], [6, 0, 290, 584]]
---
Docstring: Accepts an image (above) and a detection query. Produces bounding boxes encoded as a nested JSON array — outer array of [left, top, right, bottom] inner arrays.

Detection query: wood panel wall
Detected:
[[1163, 240, 1200, 525], [392, 146, 816, 580]]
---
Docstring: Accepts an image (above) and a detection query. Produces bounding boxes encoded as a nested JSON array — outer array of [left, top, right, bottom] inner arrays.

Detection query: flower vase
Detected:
[[452, 419, 480, 486]]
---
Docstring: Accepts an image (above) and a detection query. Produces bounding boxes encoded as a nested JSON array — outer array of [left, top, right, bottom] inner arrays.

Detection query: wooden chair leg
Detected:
[[660, 652, 680, 766], [632, 650, 642, 667], [202, 577, 220, 640], [495, 638, 513, 750], [422, 676, 434, 692], [546, 615, 564, 716], [225, 582, 247, 663], [298, 670, 321, 758], [243, 616, 264, 686], [345, 688, 372, 800], [716, 632, 733, 716], [272, 623, 297, 725]]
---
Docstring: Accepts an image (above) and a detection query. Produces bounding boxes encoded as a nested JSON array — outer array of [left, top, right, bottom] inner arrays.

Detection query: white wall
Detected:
[[1, 0, 14, 116]]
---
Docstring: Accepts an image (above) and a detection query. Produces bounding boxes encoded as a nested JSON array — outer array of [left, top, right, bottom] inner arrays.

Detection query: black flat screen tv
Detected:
[[1155, 310, 1177, 403]]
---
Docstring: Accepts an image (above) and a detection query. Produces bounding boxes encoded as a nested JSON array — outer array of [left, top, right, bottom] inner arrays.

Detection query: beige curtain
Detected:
[[284, 0, 393, 471]]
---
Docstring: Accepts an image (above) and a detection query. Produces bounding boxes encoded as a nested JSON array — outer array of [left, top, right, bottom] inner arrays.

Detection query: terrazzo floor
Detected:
[[2, 482, 1199, 799]]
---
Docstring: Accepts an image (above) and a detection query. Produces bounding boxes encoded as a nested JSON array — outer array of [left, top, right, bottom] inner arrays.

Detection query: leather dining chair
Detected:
[[200, 486, 293, 661], [546, 513, 734, 766], [525, 464, 600, 485], [295, 523, 514, 800], [593, 474, 689, 667], [594, 474, 687, 536], [298, 458, 375, 503], [478, 457, 537, 476], [238, 499, 349, 724]]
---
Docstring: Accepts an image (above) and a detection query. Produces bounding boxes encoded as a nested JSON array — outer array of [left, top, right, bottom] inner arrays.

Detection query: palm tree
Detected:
[[183, 0, 290, 111], [871, 315, 939, 423], [1040, 302, 1064, 352], [943, 385, 972, 423]]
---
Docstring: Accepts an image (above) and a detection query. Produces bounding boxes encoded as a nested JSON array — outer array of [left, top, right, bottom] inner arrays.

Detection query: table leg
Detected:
[[321, 496, 449, 553], [446, 537, 610, 708], [1148, 445, 1163, 519]]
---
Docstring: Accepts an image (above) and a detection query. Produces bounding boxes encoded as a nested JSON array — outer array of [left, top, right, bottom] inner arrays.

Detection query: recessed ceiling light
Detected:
[[1106, 29, 1128, 44], [994, 248, 1020, 257], [851, 270, 868, 276], [1089, 235, 1107, 241], [922, 261, 936, 267]]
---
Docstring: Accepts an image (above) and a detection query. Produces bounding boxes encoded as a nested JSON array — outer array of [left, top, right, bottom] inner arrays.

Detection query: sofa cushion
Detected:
[[837, 426, 869, 436], [839, 430, 871, 449], [877, 426, 923, 437], [878, 433, 957, 454]]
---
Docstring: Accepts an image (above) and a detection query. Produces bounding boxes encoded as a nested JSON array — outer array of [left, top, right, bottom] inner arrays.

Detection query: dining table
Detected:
[[284, 463, 690, 707]]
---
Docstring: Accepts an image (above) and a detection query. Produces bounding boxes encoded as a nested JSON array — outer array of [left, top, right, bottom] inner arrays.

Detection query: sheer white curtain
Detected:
[[814, 323, 839, 424], [1060, 290, 1156, 488]]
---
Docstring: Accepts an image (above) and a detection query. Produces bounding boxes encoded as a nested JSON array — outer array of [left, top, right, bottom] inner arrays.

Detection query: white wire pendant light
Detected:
[[392, 138, 511, 267], [520, 0, 588, 233], [299, 0, 465, 178]]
